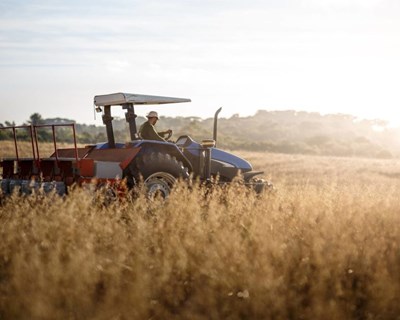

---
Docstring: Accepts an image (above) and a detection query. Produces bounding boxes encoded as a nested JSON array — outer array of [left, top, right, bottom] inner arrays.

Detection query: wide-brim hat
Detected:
[[146, 111, 159, 119]]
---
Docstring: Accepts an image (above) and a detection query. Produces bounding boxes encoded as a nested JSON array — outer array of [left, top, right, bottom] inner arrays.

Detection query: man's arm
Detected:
[[140, 122, 165, 141], [157, 129, 172, 138]]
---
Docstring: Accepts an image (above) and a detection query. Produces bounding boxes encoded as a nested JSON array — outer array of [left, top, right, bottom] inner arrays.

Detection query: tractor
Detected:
[[0, 92, 270, 197]]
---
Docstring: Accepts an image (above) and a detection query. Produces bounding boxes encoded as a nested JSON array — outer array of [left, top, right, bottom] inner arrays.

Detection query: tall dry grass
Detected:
[[1, 144, 400, 319], [0, 140, 76, 159]]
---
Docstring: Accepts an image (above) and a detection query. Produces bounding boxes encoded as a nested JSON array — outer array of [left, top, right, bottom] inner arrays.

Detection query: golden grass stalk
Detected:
[[0, 177, 399, 319]]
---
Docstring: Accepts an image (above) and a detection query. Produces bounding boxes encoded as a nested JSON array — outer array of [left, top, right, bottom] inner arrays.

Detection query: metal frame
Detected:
[[0, 123, 79, 173], [0, 125, 36, 162], [33, 123, 79, 164]]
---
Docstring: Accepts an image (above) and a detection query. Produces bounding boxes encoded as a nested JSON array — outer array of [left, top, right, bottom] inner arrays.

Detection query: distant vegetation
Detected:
[[1, 110, 400, 158]]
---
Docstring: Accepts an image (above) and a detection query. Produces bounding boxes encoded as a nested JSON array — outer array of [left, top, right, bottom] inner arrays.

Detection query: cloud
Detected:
[[304, 0, 384, 9], [0, 0, 399, 125]]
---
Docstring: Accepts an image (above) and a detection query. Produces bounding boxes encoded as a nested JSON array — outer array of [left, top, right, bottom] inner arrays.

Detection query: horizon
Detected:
[[1, 107, 398, 130]]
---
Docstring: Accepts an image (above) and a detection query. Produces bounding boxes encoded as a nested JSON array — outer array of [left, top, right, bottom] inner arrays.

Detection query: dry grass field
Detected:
[[1, 142, 400, 319], [0, 140, 82, 159]]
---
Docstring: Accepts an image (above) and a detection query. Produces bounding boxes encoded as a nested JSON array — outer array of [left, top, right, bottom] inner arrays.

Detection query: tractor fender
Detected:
[[131, 140, 193, 172]]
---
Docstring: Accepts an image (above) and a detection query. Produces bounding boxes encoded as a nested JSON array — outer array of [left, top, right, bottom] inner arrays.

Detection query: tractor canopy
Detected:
[[93, 92, 191, 147], [94, 93, 191, 106]]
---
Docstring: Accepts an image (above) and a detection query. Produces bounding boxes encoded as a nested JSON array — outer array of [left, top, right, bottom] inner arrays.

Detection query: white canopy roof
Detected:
[[94, 92, 191, 106]]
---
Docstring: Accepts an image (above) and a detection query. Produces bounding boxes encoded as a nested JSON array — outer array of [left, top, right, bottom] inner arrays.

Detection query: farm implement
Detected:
[[0, 93, 270, 197]]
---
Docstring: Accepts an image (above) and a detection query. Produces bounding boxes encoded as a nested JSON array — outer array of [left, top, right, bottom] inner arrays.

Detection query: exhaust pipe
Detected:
[[213, 107, 222, 147]]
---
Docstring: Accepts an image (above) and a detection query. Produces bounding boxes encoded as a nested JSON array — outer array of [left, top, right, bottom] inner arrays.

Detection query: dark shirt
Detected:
[[139, 121, 165, 141]]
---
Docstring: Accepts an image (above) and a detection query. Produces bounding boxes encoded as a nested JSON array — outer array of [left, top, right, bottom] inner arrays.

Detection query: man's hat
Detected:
[[146, 111, 159, 119]]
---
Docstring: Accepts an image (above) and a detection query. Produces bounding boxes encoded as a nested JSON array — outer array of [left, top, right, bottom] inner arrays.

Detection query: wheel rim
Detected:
[[144, 172, 176, 199], [145, 172, 176, 187]]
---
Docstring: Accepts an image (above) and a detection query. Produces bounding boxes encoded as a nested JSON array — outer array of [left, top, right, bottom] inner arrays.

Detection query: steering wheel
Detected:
[[165, 130, 172, 140]]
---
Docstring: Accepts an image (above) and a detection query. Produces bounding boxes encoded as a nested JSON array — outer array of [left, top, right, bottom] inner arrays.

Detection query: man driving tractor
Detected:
[[139, 111, 172, 141]]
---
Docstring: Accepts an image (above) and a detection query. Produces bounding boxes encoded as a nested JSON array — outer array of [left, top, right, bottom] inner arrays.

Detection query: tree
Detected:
[[28, 113, 51, 141], [28, 113, 45, 126], [5, 121, 15, 127]]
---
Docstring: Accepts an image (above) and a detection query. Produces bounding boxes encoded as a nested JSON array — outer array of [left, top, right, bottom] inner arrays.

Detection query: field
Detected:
[[1, 142, 400, 319]]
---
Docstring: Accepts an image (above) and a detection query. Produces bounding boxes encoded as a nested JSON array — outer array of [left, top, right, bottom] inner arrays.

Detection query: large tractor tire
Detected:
[[127, 152, 190, 199]]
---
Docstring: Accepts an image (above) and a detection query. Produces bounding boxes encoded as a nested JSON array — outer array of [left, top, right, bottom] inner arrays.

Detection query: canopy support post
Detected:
[[124, 104, 138, 141], [103, 106, 115, 148]]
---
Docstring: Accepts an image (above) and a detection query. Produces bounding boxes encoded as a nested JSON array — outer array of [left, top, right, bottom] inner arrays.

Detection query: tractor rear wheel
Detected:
[[126, 152, 190, 198], [144, 172, 175, 199]]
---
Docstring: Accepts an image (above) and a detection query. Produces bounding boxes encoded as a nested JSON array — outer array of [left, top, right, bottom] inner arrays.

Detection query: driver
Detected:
[[139, 111, 172, 141]]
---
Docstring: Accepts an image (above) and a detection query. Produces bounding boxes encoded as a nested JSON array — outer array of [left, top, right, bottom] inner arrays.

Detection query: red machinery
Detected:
[[0, 123, 139, 195]]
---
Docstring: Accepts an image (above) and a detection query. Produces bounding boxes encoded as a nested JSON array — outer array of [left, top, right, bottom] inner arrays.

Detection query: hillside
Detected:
[[1, 110, 400, 158]]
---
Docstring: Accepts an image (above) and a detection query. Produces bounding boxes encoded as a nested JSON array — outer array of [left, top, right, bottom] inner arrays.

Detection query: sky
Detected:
[[0, 0, 399, 126]]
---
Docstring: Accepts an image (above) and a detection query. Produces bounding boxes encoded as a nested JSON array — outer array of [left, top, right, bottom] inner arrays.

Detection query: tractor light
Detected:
[[201, 139, 216, 148]]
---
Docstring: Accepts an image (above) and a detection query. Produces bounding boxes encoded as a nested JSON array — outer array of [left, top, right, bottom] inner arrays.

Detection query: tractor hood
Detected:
[[176, 135, 253, 174], [211, 148, 252, 172]]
